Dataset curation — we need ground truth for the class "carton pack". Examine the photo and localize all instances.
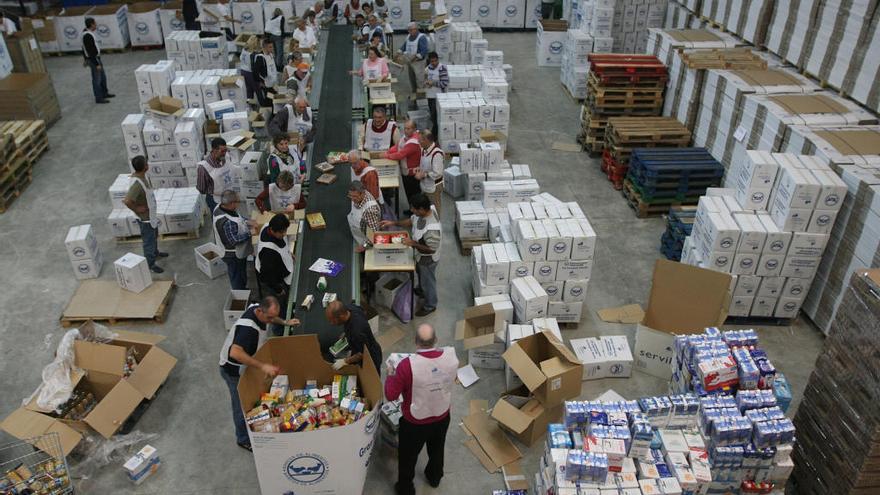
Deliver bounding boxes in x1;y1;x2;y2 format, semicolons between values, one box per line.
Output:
455;303;508;369
224;289;252;329
65;224;99;261
371;231;413;266
238;335;381;495
546;301;582;323
194;243;227;279
501;331;583;406
569;335;633;380
145;96;185;131
375;273;407;309
510;276;549;323
114;253;154;294
71;251;104;280
1;324;177;455
492;388;564;446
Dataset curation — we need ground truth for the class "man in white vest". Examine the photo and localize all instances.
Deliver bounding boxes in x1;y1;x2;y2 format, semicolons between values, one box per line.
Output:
196;137;232;213
219;296;298;451
359;106;399;153
384;324;458;495
255;214;294;335
380;193;441;316
396;22;428;93
214;190;256;290
123;156;168;273
347;180;382;251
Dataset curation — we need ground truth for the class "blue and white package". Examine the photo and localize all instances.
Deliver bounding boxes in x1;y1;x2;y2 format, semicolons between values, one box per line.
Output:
732;347;760;390
548;423;572;449
773;373;793;412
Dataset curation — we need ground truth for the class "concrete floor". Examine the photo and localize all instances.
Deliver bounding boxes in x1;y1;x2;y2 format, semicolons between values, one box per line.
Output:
0;32;826;494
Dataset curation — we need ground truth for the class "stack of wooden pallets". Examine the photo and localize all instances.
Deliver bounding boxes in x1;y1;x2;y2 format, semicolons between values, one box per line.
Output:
601;117;690;190
0;120;49;213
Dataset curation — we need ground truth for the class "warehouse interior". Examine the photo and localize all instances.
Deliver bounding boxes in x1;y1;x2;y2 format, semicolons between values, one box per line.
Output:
0;1;876;494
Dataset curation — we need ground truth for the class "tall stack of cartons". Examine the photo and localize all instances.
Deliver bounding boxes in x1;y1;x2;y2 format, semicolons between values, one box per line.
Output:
663;1;705;29
536;19;568;67
107;174;140;238
127;3;164;47
436;88;510;153
54;6;93;53
154;187;202;234
90;4;131;50
560;29;597;100
165;31;228;70
697;0;773;45
170;69;244;111
231;0;265;33
65;224;103;280
159;1;186;37
575;0;668;53
134;61;177;107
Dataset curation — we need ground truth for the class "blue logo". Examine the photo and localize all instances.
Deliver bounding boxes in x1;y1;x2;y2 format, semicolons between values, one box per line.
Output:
364;411;378;434
515;266;528;277
358;439;374;458
64;26;78;39
478;6;490;17
129;143;141;153
472;182;482;192
150;134;160;143
204;89;215;98
450;5;463;17
97;24;111;37
505;5;518;16
549;41;563;54
569;286;583;297
242;11;255;23
715;256;728;267
135;22;150;35
770;240;784;252
77;263;90;273
553;241;567;253
739;257;753;268
789;284;803;295
783;301;797;311
72;247;86;257
765;259;779;269
720;237;734;249
391;7;403;18
609;363;624;375
171;18;184;30
531;244;544;256
825;194;839;207
179;138;191;147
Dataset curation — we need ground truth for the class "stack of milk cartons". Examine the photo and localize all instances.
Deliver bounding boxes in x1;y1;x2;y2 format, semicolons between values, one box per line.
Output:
134;61;177;108
560;29;594;100
164;31;228;70
440;22;483;63
107;174;140;238
66;224;103;280
154;187;202;234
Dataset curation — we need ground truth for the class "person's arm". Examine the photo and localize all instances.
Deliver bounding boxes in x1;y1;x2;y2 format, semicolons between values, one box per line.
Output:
223;218;252;244
253;56;267;81
255;188;269;212
384;357;411;400
123;183;149;214
417;36;428;60
384;142;408;160
390;127;401;146
404;141;421;171
304;114;317;142
196;165;212;195
229;345;280;376
380;59;390;79
407;228;439;254
383;216;413;229
362;171;380;201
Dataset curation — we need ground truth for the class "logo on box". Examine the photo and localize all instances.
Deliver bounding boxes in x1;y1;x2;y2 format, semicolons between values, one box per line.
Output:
242;11;254;23
451;5;463;16
739;258;753;269
284;453;328;485
719;237;735;249
136;22;150;35
815;213;831;226
64;26;78;39
179;138;191;147
391;7;403;18
171;19;184;30
769;240;785;252
751;191;765;202
97;24;111;37
505;5;518;16
515;266;528;277
553;242;567;253
531;244;545;257
764;258;779;269
549;41;563;54
714;256;729;268
478;6;490;17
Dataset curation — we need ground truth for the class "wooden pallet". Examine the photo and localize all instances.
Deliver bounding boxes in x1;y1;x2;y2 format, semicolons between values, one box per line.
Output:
0;120;49;166
623;180;696;218
454;225;488;256
59;281;177;327
561;82;585;103
116;224;202;243
724;315;795;327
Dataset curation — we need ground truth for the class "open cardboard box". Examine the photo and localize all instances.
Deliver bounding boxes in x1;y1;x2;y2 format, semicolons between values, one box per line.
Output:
491;385;564;447
455;303;508;369
370;230;412;266
238;335;382;494
633;260;731;379
145;96;185;129
1;324;177;455
501;331;582;406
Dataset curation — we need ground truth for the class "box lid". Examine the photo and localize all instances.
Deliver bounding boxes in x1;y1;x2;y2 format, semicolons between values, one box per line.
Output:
491;396;542;435
0;408;83;456
814;129;880;157
127;346;177;399
767;94;849;115
642;260;730;334
85;379;145;438
454;304;499;350
74;340;127;377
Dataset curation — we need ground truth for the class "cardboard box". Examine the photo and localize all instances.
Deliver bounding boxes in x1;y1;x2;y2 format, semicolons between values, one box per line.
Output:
492;390;564;446
375;273;406;309
71;252;104;280
145;96;185;130
501;331;582;406
371;232;414;266
2;325;177;455
238;335;380;494
455;303;508;369
510;276;549;323
633;261;731;379
194;243;227;279
65;224;99;261
224;289;252;329
114;253;154;294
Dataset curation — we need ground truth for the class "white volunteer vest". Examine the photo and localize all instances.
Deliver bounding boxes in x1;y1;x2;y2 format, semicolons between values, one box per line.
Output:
368;25;383;43
411;205;441;262
255;225;294;285
409;347;459;420
362;60;383;81
269;183;302;210
364;119;396;151
399;134;420;174
294;28;316;48
289;71;310;98
131;176;159;228
405;33;426;56
265;15;283;36
351;165;384;204
82;30;100;58
419;145;444;193
425;63;444;98
347;197;378;245
270;151;299;178
213;207;250;259
218;306;269;373
199;159;235;202
285;104;313;137
258;53;278;87
332;0;347;24
240;49;252;72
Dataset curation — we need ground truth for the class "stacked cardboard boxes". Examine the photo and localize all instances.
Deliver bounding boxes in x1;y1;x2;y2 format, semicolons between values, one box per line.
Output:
231;1;266;33
0;73;61;125
65;224;103;280
164;31;228;71
159;2;187;37
20;16;60;54
154;187;203;234
575;0;668;53
90;4;131;50
560;29;605;100
536;19;568;67
2;31;47;74
697;0;773;45
436;88;509;153
127;2;165;47
54;6;93;53
663;1;705;29
645;27;743;69
134;61;177;106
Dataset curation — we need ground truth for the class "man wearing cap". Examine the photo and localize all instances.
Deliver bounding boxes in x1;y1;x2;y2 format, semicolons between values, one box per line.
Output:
286;61;312;99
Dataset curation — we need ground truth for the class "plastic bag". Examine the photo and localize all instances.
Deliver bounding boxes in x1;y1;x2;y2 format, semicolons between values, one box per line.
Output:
71;430;158;482
391;279;412;323
23;322;117;412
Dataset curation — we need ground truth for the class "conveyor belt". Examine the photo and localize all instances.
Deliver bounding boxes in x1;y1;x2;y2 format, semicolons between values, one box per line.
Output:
288;25;357;354
309;29;330;112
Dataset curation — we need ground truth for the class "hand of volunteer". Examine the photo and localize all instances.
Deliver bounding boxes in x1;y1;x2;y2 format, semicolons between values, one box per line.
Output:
386;364;396;376
414;170;426;180
246;219;258;228
285;204;296;213
261;363;281;377
424;80;433;87
402;238;417;247
285;318;300;327
332;359;347;370
355;245;367;253
379;220;396;229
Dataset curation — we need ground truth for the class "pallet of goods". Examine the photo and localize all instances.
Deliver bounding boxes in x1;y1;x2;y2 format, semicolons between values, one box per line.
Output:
623;147;720;219
0;73;61;125
0;120;49;166
602;117;691;190
660;205;697;261
697;0;774;45
578;54;667;154
792;269;880;494
645;27;744;68
2;31;47;74
0;135;31;214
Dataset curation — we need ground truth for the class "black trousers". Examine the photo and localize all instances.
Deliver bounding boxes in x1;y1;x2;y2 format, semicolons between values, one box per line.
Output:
402;174;421;209
396;415;450;495
427;97;438;136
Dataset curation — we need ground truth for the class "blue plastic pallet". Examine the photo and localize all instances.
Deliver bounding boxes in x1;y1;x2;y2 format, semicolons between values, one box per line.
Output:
629;147;724;179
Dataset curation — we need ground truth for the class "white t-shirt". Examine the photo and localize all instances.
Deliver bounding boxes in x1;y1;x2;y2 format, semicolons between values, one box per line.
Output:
293;28;317;49
0;17;16;34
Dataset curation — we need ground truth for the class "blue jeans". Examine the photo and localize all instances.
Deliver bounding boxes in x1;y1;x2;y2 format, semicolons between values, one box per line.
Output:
219;367;249;445
416;258;438;311
205;193;217;214
224;255;248;290
138;220;159;268
87;59;109;102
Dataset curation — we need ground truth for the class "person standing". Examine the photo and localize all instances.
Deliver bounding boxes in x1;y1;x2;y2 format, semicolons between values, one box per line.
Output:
256;170;304;213
380;193;441;316
239;36;258;100
347;180;382;250
325;300;382;372
213;190;255;290
266;134;303;186
384;120;421;208
252;37;278;107
365;14;385;45
82;18;114;104
349;149;382;205
255;215;295;335
264;8;286;71
396;23;428;93
384;324;458;494
268;96;316;145
181;0;200;30
122;156;168;274
417;131;444;214
196;137;232;213
218;296;298;451
423;52;448;135
359;106;399;153
0;12;18;33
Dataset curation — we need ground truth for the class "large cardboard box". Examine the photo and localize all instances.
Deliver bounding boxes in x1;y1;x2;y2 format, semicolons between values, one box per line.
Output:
492;388;564;446
238;335;381;495
194;243;227;279
633;260;731;379
114;253;154;293
1;325;177;455
128;3;164;47
91;4;131;50
501;331;582;406
455;303;508;369
55;6;94;52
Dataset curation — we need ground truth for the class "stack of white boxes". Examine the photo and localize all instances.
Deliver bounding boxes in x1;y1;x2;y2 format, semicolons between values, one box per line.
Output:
681;152;847;319
174;118;207;187
577;0;667;53
171;69;245;111
663;1;705;29
456;200;491;241
164;31;228;70
231;0;265;33
134;61;177;107
560;29;600;100
90;4;131;50
536;19;568;67
436;87;510;153
66;225;103;280
695;0;773;45
107;174;140;238
154;187;203;234
114;253;153;293
437;22;484;63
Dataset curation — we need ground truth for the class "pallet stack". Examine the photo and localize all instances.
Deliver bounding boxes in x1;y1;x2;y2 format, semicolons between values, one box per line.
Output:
0;120;48;213
660;205;696;260
577;54;667;154
601;116;690;189
0;120;49;166
623;147;723;218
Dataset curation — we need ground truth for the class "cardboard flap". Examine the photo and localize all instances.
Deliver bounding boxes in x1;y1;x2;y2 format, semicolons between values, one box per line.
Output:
502;462;531;491
454;320;465;340
544;333;580;364
111;329;167;346
502;344;546;392
491;398;531;434
126;347;177;399
732;69;802;87
814;130;880;156
540;356;573;377
74;341;126;376
357;344;383;407
0;408;82;457
461;410;522;469
85;380;145;439
643;260;731;334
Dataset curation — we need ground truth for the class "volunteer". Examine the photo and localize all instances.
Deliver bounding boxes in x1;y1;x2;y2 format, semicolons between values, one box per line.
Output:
359;106;399;152
252;37;278;107
350;47;390;83
327;0;346;25
82;17;114;104
239;36;259;100
256;170;305;213
347;180;381;249
384;119;422;207
417;131;444;213
396;22;428;93
200;0;234;40
255;214;296;335
307;2;328;29
181;0;200;30
346;0;365;23
122;156;168;274
384;324;457;494
266;134;303;186
268;96;316;145
196;137;232;213
0;12;17;33
380;193;441;316
292;17;317;50
325;300;382;371
264;8;286;70
281;51;303;84
213;190;256;290
365;14;385;45
370;31;389;58
305;10;320;34
286;62;312;99
351;14;367;42
219;296;298;451
349;149;382;205
423;52;448;135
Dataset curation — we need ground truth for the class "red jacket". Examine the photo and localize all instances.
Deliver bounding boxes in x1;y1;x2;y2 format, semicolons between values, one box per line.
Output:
384;349;449;425
385;132;421;172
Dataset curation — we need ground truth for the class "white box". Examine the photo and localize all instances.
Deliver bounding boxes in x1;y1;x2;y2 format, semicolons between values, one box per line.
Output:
547;301;583;323
70;251;104;280
376;273;407;309
756;253;785;277
557;260;592;281
758;277;786;298
114;253;154;293
223;289;252;329
728;295;754;317
195;243;227;279
751;296;778;317
108;208;136;237
563;279;589;302
65;224;99;261
510;276;549;323
222;111;250;133
532;260;558;283
541;280;563;302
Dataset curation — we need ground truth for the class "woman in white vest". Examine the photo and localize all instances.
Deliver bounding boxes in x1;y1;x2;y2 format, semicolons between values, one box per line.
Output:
255;215;295;327
417;131;444;214
213;190;254;290
347;181;381;249
345;0;364;23
282;51;303;84
239;36;259;100
268;135;303;184
264;8;286;71
268;171;303;212
329;0;347;25
350;46;389;84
